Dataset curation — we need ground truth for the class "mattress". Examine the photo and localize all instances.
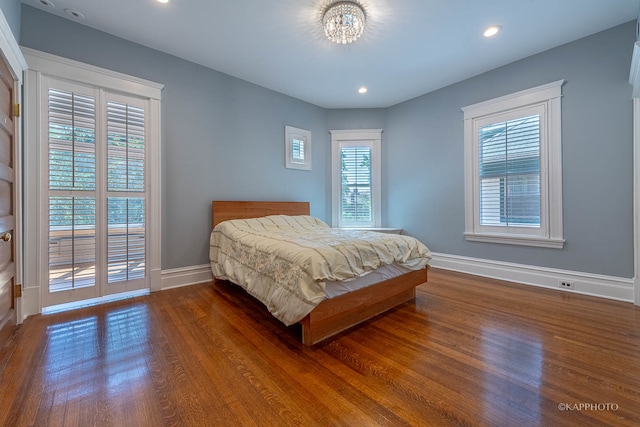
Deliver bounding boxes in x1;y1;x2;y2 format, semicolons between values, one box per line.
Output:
210;215;431;325
324;263;412;299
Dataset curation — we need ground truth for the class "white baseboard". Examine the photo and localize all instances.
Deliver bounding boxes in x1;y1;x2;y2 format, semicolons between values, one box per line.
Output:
160;264;212;290
19;286;41;323
17;265;212;322
430;252;635;303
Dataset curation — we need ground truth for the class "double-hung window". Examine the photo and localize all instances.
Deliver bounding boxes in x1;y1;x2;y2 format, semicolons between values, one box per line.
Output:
462;80;564;248
330;129;382;228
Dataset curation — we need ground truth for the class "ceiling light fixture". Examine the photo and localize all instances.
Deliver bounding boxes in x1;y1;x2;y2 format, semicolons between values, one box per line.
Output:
358;87;368;94
483;25;502;38
64;8;84;19
157;0;169;3
323;2;366;44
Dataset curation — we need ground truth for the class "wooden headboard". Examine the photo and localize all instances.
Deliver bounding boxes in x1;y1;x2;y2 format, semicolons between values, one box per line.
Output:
211;201;310;228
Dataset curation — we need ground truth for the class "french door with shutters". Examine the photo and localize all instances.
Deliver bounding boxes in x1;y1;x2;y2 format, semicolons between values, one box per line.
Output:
42;76;149;307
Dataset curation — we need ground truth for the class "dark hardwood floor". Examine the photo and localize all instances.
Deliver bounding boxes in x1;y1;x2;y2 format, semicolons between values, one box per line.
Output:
1;268;639;426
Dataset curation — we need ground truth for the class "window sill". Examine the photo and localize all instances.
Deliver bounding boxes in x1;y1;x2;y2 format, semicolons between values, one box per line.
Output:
464;232;564;248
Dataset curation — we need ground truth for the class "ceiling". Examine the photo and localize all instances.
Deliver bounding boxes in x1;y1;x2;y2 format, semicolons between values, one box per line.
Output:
22;0;640;109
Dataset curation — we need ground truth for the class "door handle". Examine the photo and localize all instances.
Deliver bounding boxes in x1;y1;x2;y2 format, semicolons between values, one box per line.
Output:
1;232;11;242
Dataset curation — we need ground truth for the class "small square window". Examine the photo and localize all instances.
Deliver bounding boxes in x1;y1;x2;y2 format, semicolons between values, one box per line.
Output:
285;126;311;171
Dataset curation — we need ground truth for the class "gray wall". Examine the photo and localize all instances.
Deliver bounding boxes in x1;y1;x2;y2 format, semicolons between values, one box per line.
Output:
386;21;635;278
20;5;329;269
0;0;20;40
326;108;386;130
19;4;636;279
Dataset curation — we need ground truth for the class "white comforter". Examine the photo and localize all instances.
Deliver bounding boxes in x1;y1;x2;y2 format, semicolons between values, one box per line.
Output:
209;215;431;325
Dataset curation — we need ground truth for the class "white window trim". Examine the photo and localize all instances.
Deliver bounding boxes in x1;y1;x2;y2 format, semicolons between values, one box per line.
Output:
285;125;311;171
462;80;565;248
22;47;163;316
330;129;382;228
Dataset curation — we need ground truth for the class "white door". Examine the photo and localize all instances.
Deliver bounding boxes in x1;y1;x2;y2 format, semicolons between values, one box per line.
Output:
0;51;17;346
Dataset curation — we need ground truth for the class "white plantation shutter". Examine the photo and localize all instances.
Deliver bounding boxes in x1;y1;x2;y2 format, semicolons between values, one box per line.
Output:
107;102;145;191
479;114;541;227
292;138;305;163
106;101;146;284
107;197;145;283
49;89;96;191
340;145;372;223
48;196;96;291
48;87;97;291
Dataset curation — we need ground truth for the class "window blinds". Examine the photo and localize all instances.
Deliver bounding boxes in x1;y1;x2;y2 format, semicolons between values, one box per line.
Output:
106;101;146;284
107;197;145;283
48;89;96;191
107;102;145;191
48;88;97;291
292;138;305;162
340;146;372;223
479;114;541;227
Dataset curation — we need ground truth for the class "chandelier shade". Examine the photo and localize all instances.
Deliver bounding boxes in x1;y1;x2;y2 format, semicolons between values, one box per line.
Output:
323;2;365;44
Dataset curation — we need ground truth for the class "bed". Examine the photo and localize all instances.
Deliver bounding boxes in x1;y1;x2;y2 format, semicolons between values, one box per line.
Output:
209;201;431;345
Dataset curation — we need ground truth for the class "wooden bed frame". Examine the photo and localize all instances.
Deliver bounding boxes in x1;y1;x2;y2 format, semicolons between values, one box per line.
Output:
211;200;428;345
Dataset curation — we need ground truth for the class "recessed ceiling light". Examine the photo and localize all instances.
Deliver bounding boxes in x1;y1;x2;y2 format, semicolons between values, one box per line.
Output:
36;0;54;7
64;8;84;19
358;87;368;94
157;0;169;3
483;25;502;38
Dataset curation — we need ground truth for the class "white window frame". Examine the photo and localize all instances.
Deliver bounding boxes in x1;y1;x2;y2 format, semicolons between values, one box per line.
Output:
462;80;565;248
330;129;382;228
23;47;163;314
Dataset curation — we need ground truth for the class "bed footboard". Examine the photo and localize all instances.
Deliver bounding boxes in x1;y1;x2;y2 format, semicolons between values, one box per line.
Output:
299;268;428;345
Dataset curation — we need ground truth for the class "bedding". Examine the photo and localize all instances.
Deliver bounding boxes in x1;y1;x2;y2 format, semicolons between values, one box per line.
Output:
209;214;431;325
